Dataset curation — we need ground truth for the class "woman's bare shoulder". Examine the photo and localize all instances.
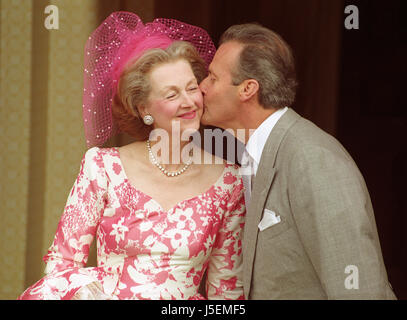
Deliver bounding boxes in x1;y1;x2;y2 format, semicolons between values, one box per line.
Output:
193;149;225;180
197;148;226;166
118;141;145;157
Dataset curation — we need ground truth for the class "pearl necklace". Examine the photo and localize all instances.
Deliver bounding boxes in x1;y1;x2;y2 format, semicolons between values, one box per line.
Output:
146;140;192;177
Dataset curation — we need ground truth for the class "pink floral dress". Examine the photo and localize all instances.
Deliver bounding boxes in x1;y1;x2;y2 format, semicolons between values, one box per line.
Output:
19;147;245;300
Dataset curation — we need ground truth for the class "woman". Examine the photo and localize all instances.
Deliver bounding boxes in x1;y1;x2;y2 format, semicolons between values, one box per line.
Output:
19;12;245;300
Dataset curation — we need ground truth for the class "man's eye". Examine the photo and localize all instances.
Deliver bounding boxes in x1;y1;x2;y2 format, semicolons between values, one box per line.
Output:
166;94;176;99
188;87;198;91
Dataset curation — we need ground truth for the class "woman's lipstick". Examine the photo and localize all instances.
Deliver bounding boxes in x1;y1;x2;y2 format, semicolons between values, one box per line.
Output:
178;111;196;119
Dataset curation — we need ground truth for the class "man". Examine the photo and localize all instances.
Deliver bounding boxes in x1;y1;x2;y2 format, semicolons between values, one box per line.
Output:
200;23;396;299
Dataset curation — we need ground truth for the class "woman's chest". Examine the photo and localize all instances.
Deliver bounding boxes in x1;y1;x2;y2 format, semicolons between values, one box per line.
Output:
97;185;225;259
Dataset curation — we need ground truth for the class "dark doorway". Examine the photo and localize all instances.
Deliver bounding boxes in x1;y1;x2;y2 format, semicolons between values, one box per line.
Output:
338;0;407;298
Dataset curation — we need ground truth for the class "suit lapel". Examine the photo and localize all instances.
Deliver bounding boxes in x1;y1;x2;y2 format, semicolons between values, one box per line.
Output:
243;108;301;298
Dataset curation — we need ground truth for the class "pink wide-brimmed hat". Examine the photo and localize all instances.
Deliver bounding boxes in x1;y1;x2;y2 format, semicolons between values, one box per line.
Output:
82;11;215;147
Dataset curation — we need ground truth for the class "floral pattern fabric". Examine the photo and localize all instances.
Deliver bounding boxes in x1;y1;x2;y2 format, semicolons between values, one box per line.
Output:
19;147;245;300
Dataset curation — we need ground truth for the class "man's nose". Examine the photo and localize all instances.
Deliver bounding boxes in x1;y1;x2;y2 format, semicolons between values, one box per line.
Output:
199;78;207;95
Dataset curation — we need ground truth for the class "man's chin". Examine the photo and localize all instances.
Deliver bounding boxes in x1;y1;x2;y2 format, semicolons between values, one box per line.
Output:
200;113;210;126
201;110;221;128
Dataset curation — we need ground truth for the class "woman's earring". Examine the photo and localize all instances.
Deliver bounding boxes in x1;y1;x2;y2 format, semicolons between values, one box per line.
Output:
143;114;154;126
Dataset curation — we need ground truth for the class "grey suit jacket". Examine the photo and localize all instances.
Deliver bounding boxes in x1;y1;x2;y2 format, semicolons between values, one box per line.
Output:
242;108;396;299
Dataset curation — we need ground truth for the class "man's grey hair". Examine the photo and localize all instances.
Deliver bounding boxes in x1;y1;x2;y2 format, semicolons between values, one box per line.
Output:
219;23;298;109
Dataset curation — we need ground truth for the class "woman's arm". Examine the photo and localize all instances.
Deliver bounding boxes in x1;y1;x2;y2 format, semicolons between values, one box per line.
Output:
206;177;246;300
43;147;107;274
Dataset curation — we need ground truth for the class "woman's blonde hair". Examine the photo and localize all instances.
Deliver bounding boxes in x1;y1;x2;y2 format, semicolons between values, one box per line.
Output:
112;41;207;140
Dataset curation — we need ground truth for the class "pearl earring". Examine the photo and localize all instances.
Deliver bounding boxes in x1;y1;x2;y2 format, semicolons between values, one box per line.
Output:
143;114;154;125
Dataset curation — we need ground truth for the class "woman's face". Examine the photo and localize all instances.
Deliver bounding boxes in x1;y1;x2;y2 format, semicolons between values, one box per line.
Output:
143;59;203;137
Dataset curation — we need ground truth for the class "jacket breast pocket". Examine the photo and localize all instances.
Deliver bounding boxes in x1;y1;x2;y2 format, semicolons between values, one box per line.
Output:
258;218;291;241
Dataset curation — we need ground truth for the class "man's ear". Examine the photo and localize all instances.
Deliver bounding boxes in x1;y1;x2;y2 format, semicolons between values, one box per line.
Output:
239;79;259;102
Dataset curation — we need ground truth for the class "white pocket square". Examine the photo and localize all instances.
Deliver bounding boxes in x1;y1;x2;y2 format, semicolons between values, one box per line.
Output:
258;209;281;231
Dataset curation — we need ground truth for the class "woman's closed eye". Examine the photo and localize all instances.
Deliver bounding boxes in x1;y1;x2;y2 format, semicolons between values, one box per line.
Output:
166;92;177;99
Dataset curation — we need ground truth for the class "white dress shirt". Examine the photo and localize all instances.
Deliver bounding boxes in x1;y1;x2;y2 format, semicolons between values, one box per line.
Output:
240;107;288;206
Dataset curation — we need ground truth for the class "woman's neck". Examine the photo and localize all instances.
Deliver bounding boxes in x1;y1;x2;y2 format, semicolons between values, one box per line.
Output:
147;136;194;172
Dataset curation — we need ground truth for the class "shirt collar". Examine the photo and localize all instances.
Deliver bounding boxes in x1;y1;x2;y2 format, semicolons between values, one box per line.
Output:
245;107;288;165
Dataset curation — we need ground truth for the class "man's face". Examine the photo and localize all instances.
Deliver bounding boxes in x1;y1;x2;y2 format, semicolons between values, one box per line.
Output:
199;41;243;129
